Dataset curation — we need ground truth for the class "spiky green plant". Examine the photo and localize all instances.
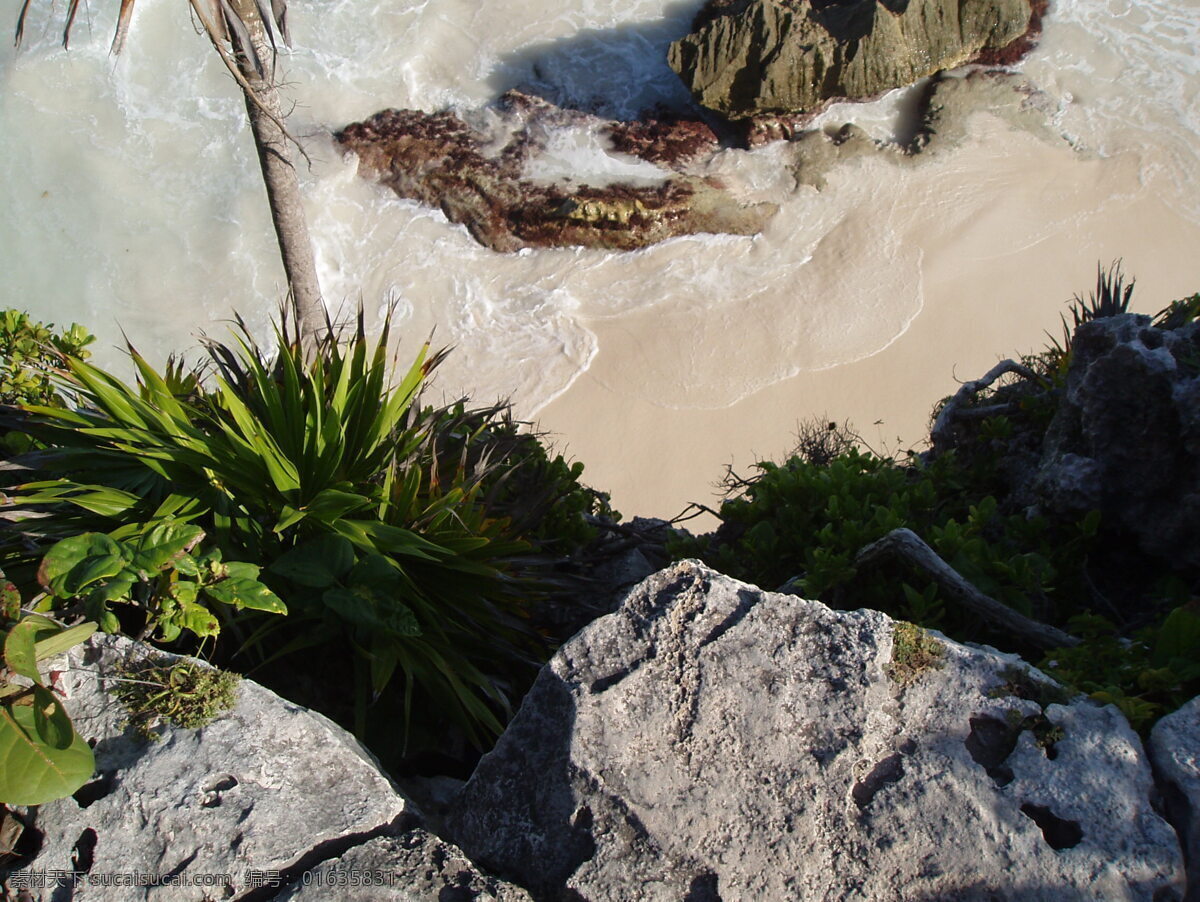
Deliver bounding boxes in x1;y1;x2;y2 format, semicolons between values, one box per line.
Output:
2;312;541;748
1041;261;1135;374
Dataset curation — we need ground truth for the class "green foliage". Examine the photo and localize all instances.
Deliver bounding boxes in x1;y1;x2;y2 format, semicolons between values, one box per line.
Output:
0;310;94;409
1;312;568;752
474;420;619;554
672;448;1096;636
0;310;96;457
36;524;284;643
0;576;97;805
1041;602;1200;733
110;655;240;741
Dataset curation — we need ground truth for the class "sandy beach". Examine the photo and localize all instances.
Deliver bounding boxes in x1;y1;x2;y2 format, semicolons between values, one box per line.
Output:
531;121;1200;524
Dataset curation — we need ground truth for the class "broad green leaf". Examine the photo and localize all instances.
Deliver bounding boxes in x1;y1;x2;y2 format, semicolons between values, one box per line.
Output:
268;536;355;588
223;562;262;581
38;533;127;597
170;580;199;606
204;579;286;614
347;553;405;592
174;553;201;577
130;521;204;574
91;571;137;605
176;600;220;637
0;701;94;805
303;489;372;522
273;505;305;533
1155;604;1200;664
4;620;45;684
32;685;74;750
322;586;420;637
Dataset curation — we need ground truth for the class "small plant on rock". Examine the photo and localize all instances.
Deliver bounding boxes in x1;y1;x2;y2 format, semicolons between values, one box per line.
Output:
110;655;240;741
885;622;945;687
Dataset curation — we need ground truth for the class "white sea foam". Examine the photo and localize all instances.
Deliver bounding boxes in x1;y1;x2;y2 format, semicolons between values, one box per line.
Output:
2;0;1198;417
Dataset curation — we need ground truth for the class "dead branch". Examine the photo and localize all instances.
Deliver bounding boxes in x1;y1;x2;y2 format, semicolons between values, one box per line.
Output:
855;527;1080;650
930;359;1040;447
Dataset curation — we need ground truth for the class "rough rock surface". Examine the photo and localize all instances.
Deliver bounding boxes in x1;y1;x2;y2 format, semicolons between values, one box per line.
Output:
669;0;1035;120
1;635;522;901
448;561;1184;901
1149;697;1200;901
1034;314;1200;569
334;92;774;252
270;831;532;902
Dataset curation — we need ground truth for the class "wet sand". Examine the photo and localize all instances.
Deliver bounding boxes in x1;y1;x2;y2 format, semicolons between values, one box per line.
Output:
531;124;1200;524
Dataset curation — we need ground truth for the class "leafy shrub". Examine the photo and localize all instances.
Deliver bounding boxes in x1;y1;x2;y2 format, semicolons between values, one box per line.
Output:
0;310;95;456
673;447;1100;641
0;310;94;409
37;524;284;642
0;312;580;754
1041;602;1200;733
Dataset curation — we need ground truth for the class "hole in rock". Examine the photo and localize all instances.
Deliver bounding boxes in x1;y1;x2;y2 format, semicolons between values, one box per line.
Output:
73;772;117;809
1020;803;1083;850
71;828;97;875
684;871;722;902
965;715;1018;787
852;753;905;810
203;774;239;793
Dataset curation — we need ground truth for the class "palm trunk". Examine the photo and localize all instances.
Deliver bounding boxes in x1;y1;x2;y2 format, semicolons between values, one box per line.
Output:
225;0;325;355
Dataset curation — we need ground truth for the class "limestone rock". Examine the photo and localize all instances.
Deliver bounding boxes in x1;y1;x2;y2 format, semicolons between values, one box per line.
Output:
1035;315;1200;569
335;92;774;252
270;830;532;902
448;561;1184;900
5;634;410;901
669;0;1035;120
1149;697;1200;902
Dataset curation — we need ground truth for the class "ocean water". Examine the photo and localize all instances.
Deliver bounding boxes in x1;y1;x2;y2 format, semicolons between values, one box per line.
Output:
2;0;1198;418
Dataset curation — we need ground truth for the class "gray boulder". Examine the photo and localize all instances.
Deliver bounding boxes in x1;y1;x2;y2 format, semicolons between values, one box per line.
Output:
1150;697;1200;902
1035;315;1200;569
448;561;1184;900
2;635;527;902
270;831;531;902
668;0;1034;120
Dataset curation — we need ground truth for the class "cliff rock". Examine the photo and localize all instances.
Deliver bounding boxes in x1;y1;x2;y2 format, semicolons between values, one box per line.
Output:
1035;314;1200;569
448;561;1183;900
669;0;1036;120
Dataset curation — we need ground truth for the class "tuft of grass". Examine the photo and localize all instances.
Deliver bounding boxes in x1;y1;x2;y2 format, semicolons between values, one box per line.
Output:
885;621;945;687
110;656;240;741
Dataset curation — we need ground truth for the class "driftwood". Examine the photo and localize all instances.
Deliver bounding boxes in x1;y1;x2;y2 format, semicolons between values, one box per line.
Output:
930;359;1040;446
855;527;1080;650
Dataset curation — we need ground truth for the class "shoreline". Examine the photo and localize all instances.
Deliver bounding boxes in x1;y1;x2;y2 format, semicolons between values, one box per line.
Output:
529;139;1200;525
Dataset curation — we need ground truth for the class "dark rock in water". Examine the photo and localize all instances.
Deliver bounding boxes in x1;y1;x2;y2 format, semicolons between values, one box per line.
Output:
447;561;1183;900
334;92;774;252
603;115;721;168
669;0;1036;121
1035;315;1200;570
